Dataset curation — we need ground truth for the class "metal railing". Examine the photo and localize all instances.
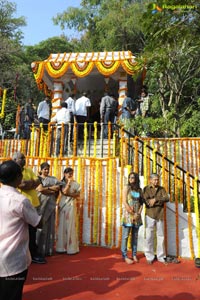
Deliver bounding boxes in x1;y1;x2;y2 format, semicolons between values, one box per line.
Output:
0;121;199;211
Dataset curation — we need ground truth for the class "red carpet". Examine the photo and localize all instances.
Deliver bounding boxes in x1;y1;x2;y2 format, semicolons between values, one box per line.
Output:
23;246;200;300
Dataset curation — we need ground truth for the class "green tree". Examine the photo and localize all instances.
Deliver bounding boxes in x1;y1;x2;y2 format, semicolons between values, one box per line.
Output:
53;0;145;53
0;0;26;88
140;0;200;136
0;0;27;130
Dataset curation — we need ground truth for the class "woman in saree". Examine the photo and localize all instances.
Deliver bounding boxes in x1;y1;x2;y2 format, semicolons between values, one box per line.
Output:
36;162;61;256
56;167;81;254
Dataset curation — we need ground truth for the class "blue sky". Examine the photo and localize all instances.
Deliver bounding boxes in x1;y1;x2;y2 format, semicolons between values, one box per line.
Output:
14;0;81;45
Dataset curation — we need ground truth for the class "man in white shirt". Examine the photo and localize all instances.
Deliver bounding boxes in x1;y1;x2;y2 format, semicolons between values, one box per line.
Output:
65;93;76;123
65;93;76;142
75;92;91;140
0;160;41;300
37;96;51;130
52;102;71;156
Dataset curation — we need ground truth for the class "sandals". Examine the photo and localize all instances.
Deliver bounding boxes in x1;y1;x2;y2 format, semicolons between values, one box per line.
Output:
125;257;134;264
133;256;139;263
165;256;180;264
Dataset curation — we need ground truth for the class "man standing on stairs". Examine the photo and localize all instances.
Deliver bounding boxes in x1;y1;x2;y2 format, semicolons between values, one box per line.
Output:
75;92;91;140
51;102;71;156
37;96;51;131
100;92;118;138
143;173;169;265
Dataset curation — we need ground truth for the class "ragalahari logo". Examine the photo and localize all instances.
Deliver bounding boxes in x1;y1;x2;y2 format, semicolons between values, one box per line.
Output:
150;3;197;14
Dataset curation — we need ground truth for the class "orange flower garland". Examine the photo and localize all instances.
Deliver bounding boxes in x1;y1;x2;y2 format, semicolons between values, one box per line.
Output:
73;122;77;156
90;159;95;244
87;159;92;218
134;138;139;173
93;122;97;158
108;122;111;157
174;163;179;257
107;159;113;246
152;148;157;173
194;176;200;257
98;161;103;245
83;122;88;157
186;172;195;259
112;159;117;247
94;160;99;243
79;158;85;244
105;158;109;246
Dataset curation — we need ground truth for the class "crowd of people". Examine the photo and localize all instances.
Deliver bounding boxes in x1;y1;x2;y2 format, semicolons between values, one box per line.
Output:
0;148;179;300
17;87;150;142
0;152;80;300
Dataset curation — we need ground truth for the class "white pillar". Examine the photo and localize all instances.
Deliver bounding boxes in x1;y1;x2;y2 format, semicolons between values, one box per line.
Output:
51;81;64;119
118;72;127;117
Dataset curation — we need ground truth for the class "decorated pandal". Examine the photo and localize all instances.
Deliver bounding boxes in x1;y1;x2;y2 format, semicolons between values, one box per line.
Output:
31;51;144;119
1;51;200;259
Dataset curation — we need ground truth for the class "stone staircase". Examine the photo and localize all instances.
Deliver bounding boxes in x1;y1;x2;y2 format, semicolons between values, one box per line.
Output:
74;139;115;158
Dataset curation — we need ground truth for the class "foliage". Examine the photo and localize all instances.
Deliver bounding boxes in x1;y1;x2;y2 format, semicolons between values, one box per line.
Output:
0;0;25;88
139;0;200;136
22;37;77;106
180;98;200;137
119;115;175;138
53;0;145;53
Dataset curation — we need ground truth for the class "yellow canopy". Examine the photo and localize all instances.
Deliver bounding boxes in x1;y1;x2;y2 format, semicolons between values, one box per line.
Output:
31;51;139;93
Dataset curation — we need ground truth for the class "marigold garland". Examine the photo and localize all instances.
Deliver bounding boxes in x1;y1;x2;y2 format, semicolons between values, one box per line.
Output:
73;122;77;156
83;122;87;157
152;148;157;173
198;140;200;177
93;122;97;158
105;159;109;246
118;149;124;248
189;140;194;175
60;124;65;157
194;141;198;176
108;122;111;157
79;158;85;244
143;142;148;238
174;163;179;257
39;124;44;158
112;159;117;247
194;176;200;257
45;61;70;78
113;131;116;157
143;142;148;186
71;61;95;78
94;160;99;243
11;140;15;157
186;172;195;259
124;138;128;166
96;60;120;76
134;138;139;173
30;124;35;157
107;159;113;246
90;159;95;244
88;159;92;218
162;155;168;254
